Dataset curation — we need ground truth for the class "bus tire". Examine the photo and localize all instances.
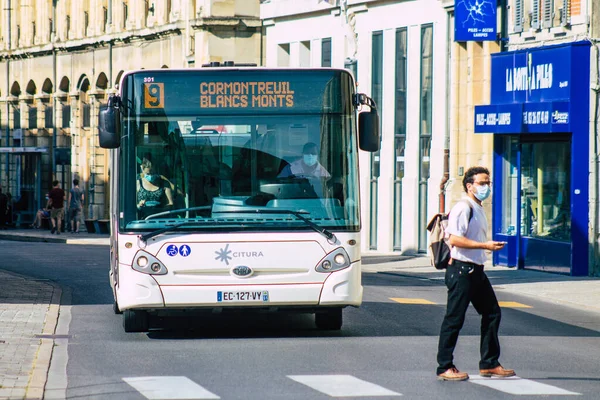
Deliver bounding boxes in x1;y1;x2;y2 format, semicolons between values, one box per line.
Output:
123;310;149;332
315;308;343;330
113;301;122;315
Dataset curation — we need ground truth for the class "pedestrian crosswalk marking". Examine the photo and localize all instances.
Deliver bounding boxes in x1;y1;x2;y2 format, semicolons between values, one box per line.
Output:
470;375;580;395
123;376;220;399
390;298;436;305
287;375;402;397
498;301;532;308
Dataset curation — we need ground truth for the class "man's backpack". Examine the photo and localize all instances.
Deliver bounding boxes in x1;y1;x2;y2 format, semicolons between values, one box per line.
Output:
426;201;473;270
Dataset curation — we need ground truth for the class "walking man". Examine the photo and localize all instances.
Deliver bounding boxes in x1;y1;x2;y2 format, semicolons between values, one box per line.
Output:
47;180;65;235
436;166;515;381
68;179;84;233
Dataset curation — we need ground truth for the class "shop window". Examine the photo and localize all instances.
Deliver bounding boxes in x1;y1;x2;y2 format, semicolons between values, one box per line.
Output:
520;140;571;241
499;136;519;236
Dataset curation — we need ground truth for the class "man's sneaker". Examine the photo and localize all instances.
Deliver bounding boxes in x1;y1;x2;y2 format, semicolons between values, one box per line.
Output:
50;227;56;234
437;367;469;381
480;365;516;378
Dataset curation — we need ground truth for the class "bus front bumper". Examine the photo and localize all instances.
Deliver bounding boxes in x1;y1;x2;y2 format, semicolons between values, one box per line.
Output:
116;261;363;311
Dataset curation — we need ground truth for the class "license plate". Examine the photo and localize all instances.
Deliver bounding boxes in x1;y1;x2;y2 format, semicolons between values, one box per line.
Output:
217;290;269;302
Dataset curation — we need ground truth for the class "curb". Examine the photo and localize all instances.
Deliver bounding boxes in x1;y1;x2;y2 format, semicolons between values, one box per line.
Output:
0;233;66;244
25;282;62;399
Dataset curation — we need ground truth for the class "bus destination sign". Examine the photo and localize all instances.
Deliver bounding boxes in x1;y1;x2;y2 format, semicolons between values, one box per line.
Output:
200;81;295;109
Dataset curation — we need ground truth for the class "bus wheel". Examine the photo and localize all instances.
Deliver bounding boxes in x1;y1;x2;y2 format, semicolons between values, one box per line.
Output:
315;308;343;330
123;310;149;333
113;301;122;315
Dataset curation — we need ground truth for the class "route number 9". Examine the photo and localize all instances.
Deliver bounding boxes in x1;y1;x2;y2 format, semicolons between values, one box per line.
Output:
144;83;164;109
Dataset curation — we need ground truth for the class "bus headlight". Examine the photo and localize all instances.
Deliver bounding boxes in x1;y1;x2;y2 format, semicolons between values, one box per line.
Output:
133;251;168;275
316;248;351;273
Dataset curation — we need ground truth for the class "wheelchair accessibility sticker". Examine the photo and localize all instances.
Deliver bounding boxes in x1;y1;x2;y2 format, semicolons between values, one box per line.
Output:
166;245;178;257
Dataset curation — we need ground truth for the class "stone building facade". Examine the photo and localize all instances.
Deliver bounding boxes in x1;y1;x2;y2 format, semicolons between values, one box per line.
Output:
0;0;261;223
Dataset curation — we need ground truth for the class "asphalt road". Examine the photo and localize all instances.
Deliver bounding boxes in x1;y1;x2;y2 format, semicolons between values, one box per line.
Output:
1;241;600;399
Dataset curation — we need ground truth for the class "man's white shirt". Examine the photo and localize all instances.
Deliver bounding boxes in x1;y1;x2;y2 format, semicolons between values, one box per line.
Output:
445;197;488;265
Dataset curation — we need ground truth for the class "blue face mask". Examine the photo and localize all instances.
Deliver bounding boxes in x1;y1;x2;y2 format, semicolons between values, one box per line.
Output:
145;174;160;185
473;184;491;201
303;154;318;167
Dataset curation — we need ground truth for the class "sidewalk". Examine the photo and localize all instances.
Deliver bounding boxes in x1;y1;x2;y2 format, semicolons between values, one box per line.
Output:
0;228;109;246
1;231;599;399
362;255;600;315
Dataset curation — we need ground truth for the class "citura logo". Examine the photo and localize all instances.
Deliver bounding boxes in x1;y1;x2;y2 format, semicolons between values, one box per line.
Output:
144;83;164;108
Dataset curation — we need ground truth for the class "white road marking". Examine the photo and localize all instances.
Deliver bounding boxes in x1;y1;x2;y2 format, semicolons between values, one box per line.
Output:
123;376;220;399
288;375;401;397
470;375;581;395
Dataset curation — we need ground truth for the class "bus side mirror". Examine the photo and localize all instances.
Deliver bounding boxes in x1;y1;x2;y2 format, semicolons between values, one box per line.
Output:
99;97;121;149
358;108;380;152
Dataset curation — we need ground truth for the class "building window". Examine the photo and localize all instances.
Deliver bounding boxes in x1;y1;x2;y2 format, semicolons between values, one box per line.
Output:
66;16;70;39
321;38;332;67
45;107;54;128
418;24;433;252
29;107;38;129
103;7;108;32
62;106;71;128
32;22;36;44
123;2;129;29
370;30;383;250
84;11;89;34
299;41;311;67
514;0;524;32
277;43;290;67
393;27;407;251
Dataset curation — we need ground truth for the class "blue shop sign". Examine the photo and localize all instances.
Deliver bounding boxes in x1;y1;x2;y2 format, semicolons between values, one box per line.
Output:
490;43;589;104
454;0;497;41
474;101;571;133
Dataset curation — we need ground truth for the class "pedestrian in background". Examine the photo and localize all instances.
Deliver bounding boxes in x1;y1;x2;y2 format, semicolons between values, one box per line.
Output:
436;166;514;381
68;179;84;233
47;180;65;235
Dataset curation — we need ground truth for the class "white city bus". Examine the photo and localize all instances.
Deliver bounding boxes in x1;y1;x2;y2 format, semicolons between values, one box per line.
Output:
99;64;379;332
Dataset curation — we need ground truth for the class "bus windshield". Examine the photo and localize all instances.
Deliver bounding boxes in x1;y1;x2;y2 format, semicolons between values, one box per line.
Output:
118;69;360;233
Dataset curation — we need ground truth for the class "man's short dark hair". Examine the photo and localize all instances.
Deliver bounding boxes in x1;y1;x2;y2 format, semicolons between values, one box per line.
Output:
462;166;490;193
73;179;79;186
302;142;318;154
52;180;59;187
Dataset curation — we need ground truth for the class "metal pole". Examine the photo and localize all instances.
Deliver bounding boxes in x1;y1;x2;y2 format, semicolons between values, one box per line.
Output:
108;0;112;88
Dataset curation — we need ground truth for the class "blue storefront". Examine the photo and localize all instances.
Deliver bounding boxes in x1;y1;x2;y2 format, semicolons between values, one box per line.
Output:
474;42;590;276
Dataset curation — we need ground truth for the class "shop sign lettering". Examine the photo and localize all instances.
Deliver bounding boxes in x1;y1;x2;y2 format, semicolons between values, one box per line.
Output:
523;110;549;125
476;112;511;126
505;54;555;93
551;110;569;124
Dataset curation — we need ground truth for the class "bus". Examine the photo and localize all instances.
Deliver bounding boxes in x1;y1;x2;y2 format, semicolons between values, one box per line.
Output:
99;63;379;333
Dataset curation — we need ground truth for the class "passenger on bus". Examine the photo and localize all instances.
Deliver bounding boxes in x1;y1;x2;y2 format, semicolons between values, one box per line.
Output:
137;159;174;218
278;142;330;179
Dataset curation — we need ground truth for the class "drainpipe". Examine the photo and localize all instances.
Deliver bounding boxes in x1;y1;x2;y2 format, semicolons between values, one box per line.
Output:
52;0;57;177
108;0;112;88
4;0;12;182
439;8;452;213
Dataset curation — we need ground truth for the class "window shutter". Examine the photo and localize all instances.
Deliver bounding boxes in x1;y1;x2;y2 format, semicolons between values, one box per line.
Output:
560;0;571;26
532;0;540;29
542;0;554;28
514;0;524;32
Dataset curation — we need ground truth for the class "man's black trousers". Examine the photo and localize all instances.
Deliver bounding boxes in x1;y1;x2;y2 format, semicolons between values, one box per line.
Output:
436;260;502;375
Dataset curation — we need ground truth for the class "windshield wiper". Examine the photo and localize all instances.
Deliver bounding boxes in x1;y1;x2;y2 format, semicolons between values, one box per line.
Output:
215;209;337;242
140;221;205;243
144;206;212;220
